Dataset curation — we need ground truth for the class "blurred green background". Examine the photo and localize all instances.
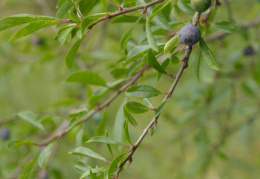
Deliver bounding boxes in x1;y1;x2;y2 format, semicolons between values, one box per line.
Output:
0;0;260;178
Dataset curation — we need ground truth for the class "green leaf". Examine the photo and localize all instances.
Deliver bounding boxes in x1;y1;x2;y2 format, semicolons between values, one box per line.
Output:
81;17;94;36
89;87;109;109
9;20;59;42
147;49;167;74
0;14;57;32
101;0;107;11
86;136;121;145
17;111;44;131
105;131;114;156
110;68;128;79
56;25;75;45
18;156;38;179
96;110;107;136
214;21;238;33
110;0;120;6
76;128;84;146
107;79;125;88
69;146;107;161
123;107;138;127
149;0;172;21
199;38;221;71
157;58;170;81
172;6;186;24
127;61;141;78
65;38;84;68
113;99;127;143
120;15;142;51
125;43;165;65
164;34;180;55
67;71;107;86
123;0;137;6
69;11;80;22
89;169;97;179
68;110;88;131
170;55;180;65
7;139;35;149
125;102;149;114
177;0;195;15
154;100;168;118
149;126;156;136
57;0;69;8
75;161;91;174
56;1;75;19
38;141;57;169
194;48;201;81
124;121;132;144
143;98;154;108
106;153;126;179
125;45;150;64
146;16;158;51
137;0;171;31
126;85;162;98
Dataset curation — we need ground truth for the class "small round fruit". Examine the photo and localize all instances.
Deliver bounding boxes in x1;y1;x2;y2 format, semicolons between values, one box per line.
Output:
243;45;255;56
0;128;10;140
31;38;44;46
180;24;201;46
191;0;211;12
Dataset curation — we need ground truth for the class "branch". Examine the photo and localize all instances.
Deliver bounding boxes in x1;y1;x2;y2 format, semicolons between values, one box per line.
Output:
87;0;165;29
38;65;149;146
205;18;260;42
114;45;192;178
38;0;166;147
114;11;201;178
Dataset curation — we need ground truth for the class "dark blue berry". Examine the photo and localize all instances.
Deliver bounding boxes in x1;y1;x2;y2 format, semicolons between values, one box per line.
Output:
243;46;254;56
180;24;201;46
31;38;44;45
0;128;10;140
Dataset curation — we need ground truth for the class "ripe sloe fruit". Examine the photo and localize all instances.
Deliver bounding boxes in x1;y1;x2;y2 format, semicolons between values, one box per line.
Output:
180;24;201;46
191;0;211;12
243;46;255;56
0;128;10;140
31;38;44;46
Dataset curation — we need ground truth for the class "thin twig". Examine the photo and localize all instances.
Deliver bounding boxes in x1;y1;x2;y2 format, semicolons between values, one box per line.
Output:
38;65;149;146
113;10;202;178
114;45;193;178
87;0;165;29
37;0;166;147
205;18;260;42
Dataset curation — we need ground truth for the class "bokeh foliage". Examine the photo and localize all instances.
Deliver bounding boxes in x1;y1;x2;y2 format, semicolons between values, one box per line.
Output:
0;0;260;178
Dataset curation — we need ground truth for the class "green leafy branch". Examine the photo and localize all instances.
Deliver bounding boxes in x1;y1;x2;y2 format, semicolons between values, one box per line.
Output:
114;11;201;178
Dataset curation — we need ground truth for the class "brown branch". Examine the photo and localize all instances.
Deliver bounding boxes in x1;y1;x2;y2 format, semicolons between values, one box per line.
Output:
113;11;202;178
114;45;193;178
87;0;165;29
205;18;260;42
59;0;165;27
38;0;166;147
38;65;149;146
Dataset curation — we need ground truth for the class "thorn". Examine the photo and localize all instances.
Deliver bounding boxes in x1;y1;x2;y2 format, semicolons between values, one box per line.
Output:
167;74;176;78
149;108;156;111
105;12;110;19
